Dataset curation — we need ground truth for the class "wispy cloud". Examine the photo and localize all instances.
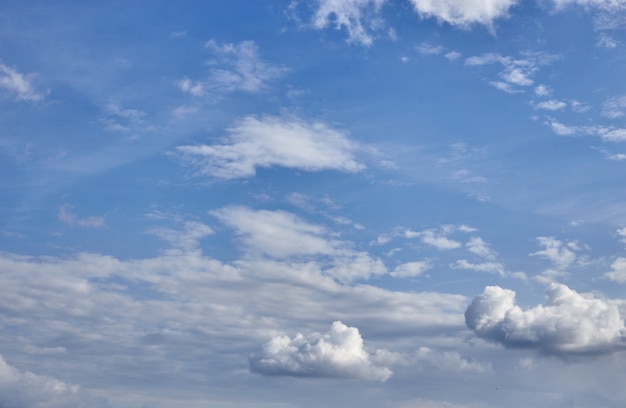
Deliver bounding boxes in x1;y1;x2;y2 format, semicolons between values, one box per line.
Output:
0;62;46;102
177;115;364;179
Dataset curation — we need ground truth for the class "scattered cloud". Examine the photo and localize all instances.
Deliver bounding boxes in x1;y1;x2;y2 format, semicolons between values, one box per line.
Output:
451;259;505;275
58;205;105;228
249;321;393;381
465;283;626;354
417;43;445;55
533;99;568;111
535;84;551;96
465;52;558;93
405;224;476;250
444;51;462;61
0;62;46;102
602;95;626;119
147;221;214;251
408;0;518;28
544;118;626;142
598;33;619;48
177;115;364;179
465;237;497;260
311;0;387;46
606;257;626;282
530;236;578;281
212;206;335;258
391;260;432;278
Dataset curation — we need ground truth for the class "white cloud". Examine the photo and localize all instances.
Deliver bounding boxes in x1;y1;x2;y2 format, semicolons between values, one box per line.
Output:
465;237;497;259
408;0;518;28
534;84;551;96
465;52;557;93
0;62;46;102
326;251;388;282
405;224;475;250
617;227;626;244
249;321;393;381
58;205;105;228
530;236;577;271
465;283;626;354
602;95;626;119
147;221;214;250
451;259;505;275
598;33;619;48
0;354;103;408
411;347;492;374
391;260;432;278
311;0;387;46
534;99;568;111
550;0;626;10
444;51;462;61
417;43;445;55
212;206;335;258
177;115;364;179
606;257;626;282
178;40;286;97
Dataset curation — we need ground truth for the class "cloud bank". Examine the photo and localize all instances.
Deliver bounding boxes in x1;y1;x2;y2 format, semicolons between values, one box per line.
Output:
465;283;626;354
249;321;393;381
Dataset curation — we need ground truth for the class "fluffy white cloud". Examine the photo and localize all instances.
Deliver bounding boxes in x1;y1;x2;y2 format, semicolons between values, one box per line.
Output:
312;0;387;46
0;354;103;408
177;115;364;179
465;237;496;259
606;257;626;282
409;0;518;27
249;321;393;381
390;260;432;278
0;63;46;102
530;236;577;270
465;283;626;354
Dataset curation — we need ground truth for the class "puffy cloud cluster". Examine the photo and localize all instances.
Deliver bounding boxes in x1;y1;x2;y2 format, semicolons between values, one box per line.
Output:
409;0;518;28
249;321;393;381
177;115;364;179
0;354;104;408
465;283;626;354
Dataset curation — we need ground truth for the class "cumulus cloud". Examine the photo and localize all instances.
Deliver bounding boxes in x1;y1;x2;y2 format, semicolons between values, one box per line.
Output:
177;115;364;179
0;62;46;102
465;237;497;259
0;354;104;408
451;259;505;275
408;0;518;27
311;0;387;46
147;221;214;250
465;283;626;354
58;205;105;228
249;321;393;381
606;257;626;282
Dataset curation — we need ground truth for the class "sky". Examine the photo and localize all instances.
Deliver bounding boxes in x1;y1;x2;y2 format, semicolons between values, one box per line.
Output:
2;0;626;407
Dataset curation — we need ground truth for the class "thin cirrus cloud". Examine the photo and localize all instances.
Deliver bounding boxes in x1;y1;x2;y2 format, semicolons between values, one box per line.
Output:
178;40;288;96
58;205;105;228
177;115;364;179
249;321;394;381
465;283;626;355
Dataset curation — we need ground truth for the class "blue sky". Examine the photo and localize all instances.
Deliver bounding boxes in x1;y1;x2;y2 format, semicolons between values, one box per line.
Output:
2;1;626;407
